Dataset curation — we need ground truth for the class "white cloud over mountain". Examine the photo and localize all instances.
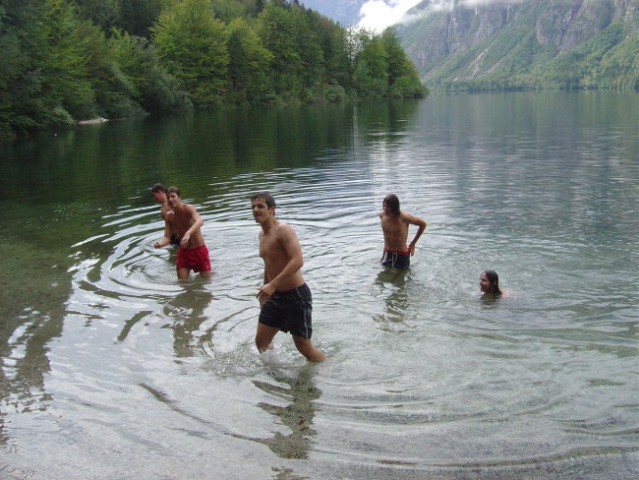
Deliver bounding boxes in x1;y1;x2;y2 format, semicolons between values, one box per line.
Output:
357;0;524;33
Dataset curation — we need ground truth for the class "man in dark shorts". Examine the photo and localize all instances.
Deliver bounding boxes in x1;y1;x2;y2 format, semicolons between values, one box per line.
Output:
379;194;427;270
251;192;325;362
154;186;211;279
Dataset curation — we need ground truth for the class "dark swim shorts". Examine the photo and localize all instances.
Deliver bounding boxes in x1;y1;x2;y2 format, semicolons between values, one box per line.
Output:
259;283;313;339
176;244;211;273
380;248;411;269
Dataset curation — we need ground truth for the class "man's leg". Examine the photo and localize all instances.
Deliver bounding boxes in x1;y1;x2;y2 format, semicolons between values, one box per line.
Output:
293;335;326;362
255;323;279;353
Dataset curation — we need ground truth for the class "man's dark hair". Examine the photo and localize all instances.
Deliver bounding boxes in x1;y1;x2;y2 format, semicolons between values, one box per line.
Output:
251;191;276;209
383;194;400;216
167;186;181;197
151;183;167;194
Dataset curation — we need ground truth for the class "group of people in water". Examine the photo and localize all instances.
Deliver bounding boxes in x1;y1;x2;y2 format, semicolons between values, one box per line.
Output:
151;184;503;362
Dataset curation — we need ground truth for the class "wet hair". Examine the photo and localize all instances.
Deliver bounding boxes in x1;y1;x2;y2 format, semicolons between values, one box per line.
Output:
483;270;502;296
251;191;276;209
167;186;181;197
151;183;167;194
383;194;400;216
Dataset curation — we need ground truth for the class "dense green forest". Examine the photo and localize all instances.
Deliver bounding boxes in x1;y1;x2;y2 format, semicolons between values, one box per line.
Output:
0;0;426;136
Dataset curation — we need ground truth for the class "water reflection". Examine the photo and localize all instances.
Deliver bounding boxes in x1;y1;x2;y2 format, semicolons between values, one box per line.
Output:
0;242;70;446
167;286;214;357
372;267;411;327
253;365;321;460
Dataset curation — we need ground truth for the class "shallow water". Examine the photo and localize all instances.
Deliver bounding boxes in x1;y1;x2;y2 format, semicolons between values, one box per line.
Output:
0;92;637;479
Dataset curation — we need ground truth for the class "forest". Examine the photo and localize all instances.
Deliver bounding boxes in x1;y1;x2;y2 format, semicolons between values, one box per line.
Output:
0;0;426;136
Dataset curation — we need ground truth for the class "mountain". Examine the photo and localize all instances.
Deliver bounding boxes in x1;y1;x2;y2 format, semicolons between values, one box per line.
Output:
396;0;639;90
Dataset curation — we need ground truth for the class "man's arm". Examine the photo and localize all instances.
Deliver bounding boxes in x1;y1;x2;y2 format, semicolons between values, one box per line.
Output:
180;205;203;248
405;213;427;253
154;220;172;248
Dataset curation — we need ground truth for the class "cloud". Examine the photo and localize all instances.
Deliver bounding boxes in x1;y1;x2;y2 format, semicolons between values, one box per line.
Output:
357;0;524;33
357;0;423;33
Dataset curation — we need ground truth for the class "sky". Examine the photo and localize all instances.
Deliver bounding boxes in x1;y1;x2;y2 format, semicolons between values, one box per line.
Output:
357;0;423;32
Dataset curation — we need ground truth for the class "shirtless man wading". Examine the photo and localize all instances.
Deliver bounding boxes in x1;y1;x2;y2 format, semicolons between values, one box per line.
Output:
251;192;325;362
154;186;211;280
378;194;427;270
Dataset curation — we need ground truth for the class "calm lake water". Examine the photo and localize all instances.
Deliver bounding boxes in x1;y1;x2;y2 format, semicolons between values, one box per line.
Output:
0;92;637;479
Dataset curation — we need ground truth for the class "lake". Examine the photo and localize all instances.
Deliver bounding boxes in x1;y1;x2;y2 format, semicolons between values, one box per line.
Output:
0;91;637;479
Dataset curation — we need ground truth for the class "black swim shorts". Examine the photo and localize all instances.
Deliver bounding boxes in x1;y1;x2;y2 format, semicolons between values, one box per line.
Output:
380;249;411;269
259;283;313;339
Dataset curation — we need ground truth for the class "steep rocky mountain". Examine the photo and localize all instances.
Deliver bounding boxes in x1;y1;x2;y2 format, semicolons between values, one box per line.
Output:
397;0;639;89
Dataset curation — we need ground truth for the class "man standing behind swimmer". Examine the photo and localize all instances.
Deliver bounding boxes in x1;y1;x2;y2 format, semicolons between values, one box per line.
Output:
150;183;180;246
154;186;211;280
379;194;427;270
251;192;326;362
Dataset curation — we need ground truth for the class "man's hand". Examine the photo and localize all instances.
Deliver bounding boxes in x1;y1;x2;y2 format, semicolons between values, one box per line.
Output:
257;283;275;307
180;232;190;248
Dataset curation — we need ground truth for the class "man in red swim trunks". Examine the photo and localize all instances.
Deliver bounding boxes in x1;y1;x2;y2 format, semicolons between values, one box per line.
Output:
378;194;427;270
154;186;211;279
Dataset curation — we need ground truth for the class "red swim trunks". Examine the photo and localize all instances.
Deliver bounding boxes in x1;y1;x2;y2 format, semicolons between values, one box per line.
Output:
176;244;211;273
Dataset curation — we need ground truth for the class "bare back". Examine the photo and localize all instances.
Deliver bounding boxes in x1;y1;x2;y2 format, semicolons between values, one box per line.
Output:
379;211;411;251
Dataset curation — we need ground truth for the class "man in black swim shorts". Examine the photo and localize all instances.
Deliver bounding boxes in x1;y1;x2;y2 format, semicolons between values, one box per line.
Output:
378;194;427;270
251;192;326;362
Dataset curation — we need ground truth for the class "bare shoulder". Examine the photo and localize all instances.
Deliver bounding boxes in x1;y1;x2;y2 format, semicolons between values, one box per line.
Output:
275;221;297;238
399;211;414;222
401;211;425;225
273;222;300;251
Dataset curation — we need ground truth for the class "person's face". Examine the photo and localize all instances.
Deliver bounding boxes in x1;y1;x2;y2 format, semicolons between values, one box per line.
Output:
252;199;273;223
167;192;181;208
479;273;491;293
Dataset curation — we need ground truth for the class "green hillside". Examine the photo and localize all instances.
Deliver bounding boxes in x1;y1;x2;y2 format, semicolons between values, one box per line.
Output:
0;0;425;136
397;0;639;91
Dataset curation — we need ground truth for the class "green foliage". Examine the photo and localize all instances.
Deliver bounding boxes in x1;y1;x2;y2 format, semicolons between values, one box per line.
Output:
75;0;163;37
351;28;425;99
226;18;273;103
534;22;639;90
211;0;248;23
256;2;302;96
75;0;122;31
153;0;229;106
0;0;426;135
110;29;192;113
